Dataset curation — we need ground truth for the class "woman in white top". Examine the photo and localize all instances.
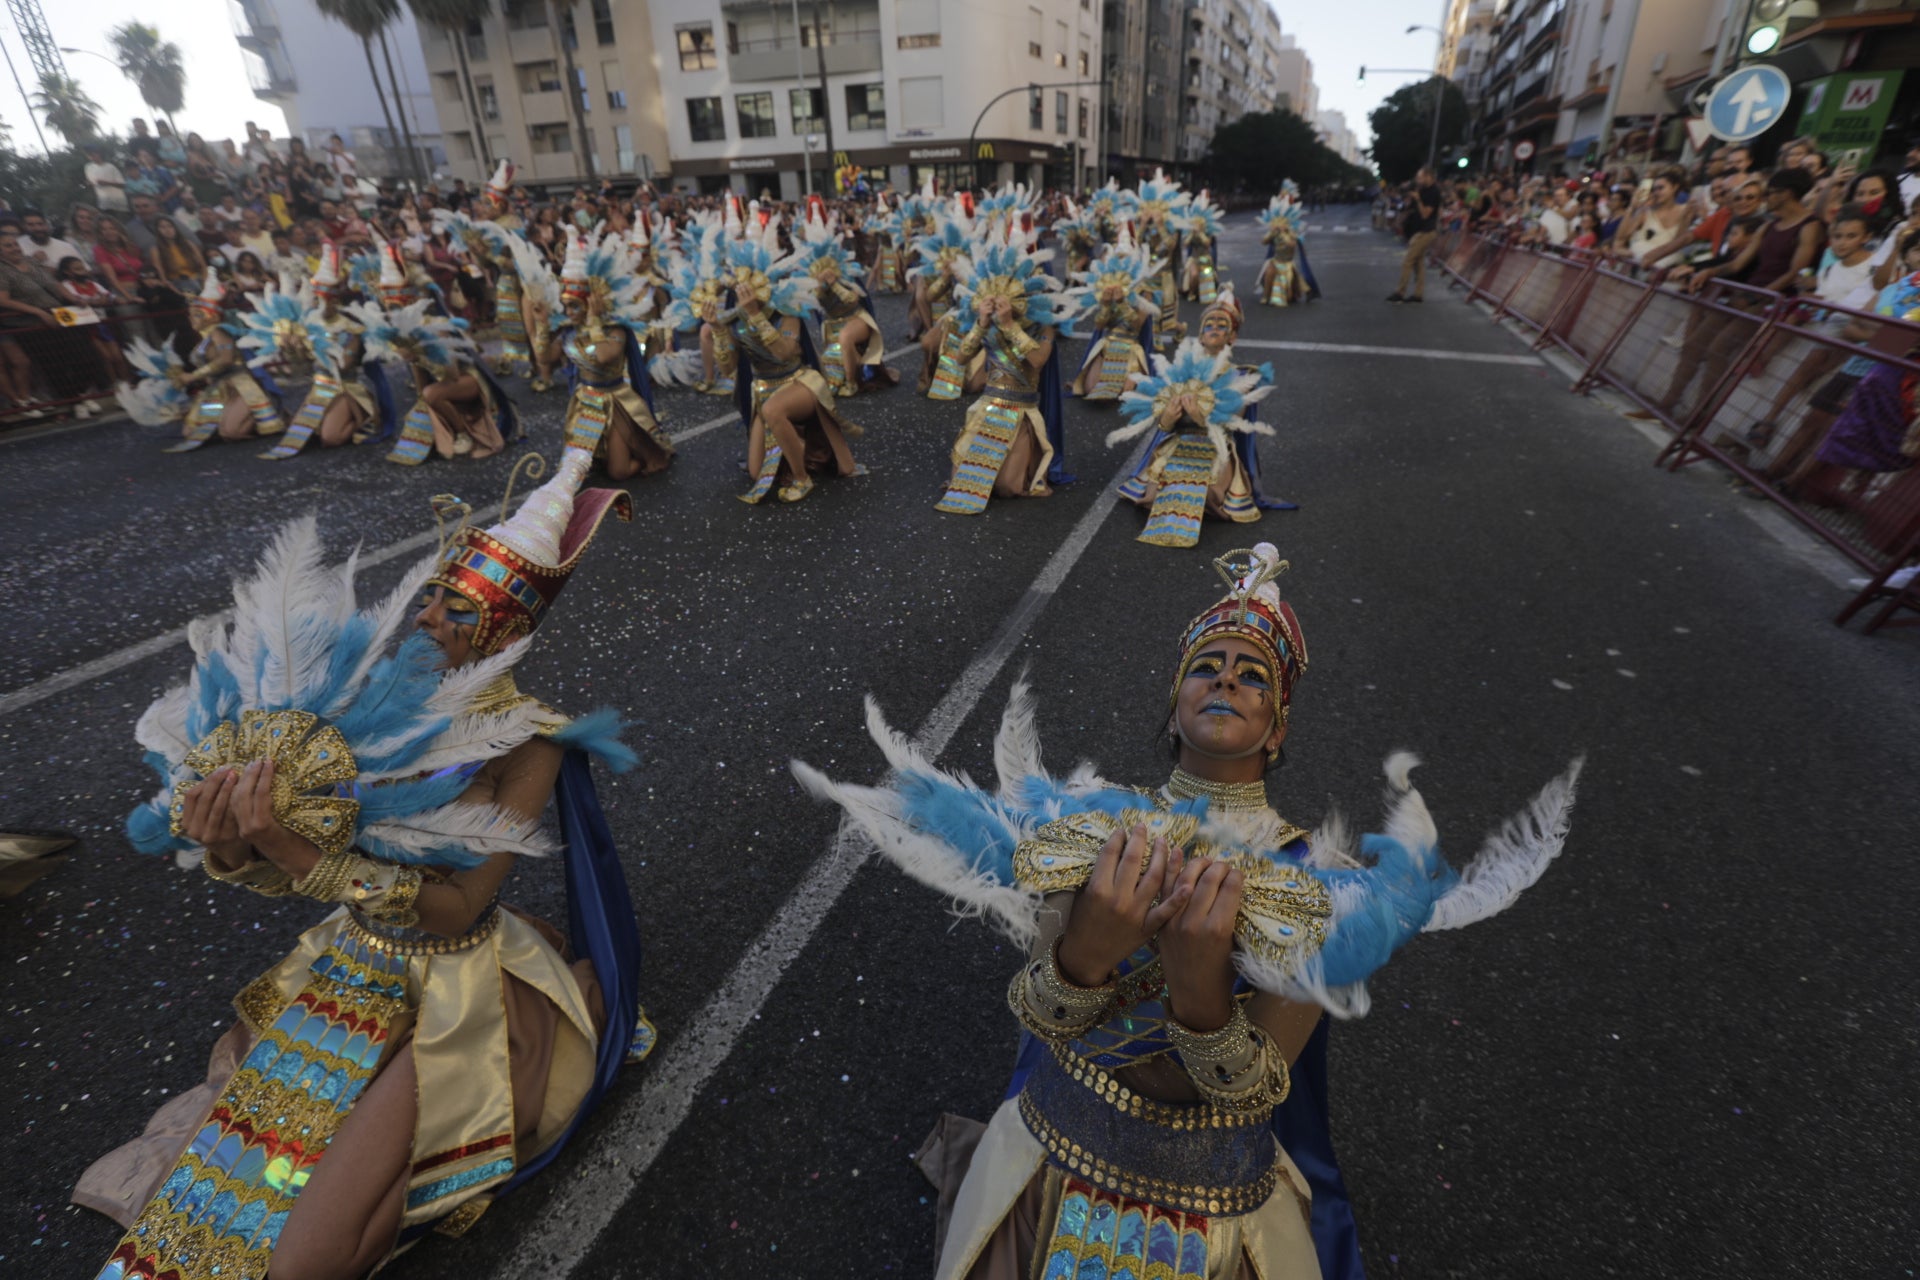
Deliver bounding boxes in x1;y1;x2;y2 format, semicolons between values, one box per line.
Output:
1612;166;1695;272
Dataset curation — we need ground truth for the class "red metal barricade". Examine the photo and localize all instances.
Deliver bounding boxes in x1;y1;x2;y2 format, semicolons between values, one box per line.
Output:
1418;234;1920;633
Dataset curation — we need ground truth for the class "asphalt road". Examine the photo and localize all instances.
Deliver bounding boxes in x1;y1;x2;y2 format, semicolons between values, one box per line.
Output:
4;207;1917;1279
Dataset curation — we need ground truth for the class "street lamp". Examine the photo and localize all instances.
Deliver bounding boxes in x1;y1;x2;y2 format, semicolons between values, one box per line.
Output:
1406;24;1447;173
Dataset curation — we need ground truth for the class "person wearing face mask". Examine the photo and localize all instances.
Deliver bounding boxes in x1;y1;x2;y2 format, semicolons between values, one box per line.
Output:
796;544;1582;1280
78;450;652;1280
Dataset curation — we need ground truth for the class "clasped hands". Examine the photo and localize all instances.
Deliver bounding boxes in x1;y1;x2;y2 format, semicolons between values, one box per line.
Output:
175;758;324;880
1056;825;1244;1032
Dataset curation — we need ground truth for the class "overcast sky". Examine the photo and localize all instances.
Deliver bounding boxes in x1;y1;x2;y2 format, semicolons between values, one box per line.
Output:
0;0;287;153
1271;0;1451;152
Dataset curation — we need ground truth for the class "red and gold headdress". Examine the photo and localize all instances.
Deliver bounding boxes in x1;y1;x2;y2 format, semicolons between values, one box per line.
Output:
1171;543;1308;719
428;448;633;656
375;240;419;308
560;226;592;306
310;242;344;300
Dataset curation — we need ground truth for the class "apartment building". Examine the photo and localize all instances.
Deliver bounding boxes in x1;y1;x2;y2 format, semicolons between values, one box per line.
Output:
1176;0;1288;165
1316;108;1363;167
416;0;670;188
1104;0;1185;178
644;0;1099;196
232;0;443;179
1466;0;1567;171
1270;37;1317;120
1438;0;1499;97
1549;0;1720;167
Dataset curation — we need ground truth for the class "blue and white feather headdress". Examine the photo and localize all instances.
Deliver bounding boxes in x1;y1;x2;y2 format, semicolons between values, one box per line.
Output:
1131;168;1190;226
908;211;975;284
1179;190;1225;242
724;222;818;319
793;208;865;284
507;231;562;316
234;286;321;370
348;298;476;370
432;207;517;262
1258;195;1304;235
952;224;1081;337
1064;222;1164;317
1109;336;1273;456
126;518;591;871
561;223;654;331
115;337;191;426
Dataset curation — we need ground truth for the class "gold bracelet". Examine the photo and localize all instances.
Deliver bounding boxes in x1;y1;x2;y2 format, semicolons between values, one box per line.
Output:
1166;1006;1290;1110
1008;939;1114;1041
293;849;356;903
360;864;423;927
202;851;295;896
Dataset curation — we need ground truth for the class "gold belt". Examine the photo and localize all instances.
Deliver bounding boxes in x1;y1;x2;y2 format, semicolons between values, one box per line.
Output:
346;903;503;956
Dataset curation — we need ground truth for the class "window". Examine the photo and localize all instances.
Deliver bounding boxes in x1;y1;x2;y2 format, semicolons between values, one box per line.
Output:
602;59;626;110
900;75;944;129
504;0;546;30
677;24;718;71
1028;6;1042;57
846;83;884;131
463;18;488;62
575;66;590;113
898;33;940;48
1055;91;1068;134
1029;88;1043;129
1078;47;1089;75
530;122;572;153
1056;21;1068;67
790;86;825;133
1078;98;1089;137
592;0;616;45
517;60;562;93
687;96;726;141
614;123;635;172
475;76;500;121
737;91;777;138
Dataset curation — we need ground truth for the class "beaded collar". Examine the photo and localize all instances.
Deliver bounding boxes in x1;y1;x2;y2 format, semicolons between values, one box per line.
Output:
1165;768;1269;812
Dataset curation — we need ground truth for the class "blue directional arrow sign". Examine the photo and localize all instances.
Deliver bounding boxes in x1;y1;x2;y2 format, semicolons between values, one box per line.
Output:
1704;65;1792;143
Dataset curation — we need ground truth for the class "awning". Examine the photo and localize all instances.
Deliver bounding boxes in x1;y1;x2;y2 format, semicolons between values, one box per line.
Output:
1567;135;1597;158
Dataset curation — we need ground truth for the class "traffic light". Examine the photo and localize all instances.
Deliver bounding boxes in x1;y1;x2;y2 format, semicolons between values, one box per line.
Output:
1456;156;1469;168
1743;0;1818;58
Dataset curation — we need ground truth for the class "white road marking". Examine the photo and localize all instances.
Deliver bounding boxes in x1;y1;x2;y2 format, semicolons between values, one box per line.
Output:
0;347;920;720
1234;338;1542;366
490;442;1146;1279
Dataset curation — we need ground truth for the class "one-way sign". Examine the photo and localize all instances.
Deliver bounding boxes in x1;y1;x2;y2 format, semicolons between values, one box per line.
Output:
1705;65;1793;143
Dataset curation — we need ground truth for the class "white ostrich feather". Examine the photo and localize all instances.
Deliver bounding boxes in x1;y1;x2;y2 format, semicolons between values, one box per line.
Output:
1425;757;1585;932
324;551;439;717
223;518;347;711
423;637;535;716
134;683;194;762
991;677;1046;796
357;701;552;783
361;803;560;861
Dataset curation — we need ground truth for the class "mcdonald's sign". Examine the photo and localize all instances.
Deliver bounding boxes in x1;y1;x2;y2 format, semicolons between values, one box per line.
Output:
833;150;851;166
976;142;995;160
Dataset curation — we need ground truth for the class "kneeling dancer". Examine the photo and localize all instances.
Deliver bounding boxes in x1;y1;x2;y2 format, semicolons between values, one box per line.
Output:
795;544;1582;1280
79;446;652;1279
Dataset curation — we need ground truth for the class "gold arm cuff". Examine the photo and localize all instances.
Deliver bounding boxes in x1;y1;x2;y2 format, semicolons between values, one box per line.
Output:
203;851;296;897
1009;939;1115;1041
1166;1006;1291;1111
293;849;356;903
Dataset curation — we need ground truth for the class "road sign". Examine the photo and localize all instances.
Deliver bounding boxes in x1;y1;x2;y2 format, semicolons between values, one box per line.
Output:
1704;65;1792;143
1514;140;1535;161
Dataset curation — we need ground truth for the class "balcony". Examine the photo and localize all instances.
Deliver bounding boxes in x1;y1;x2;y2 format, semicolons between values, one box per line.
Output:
519;90;571;124
728;32;882;83
229;0;280;50
509;25;556;63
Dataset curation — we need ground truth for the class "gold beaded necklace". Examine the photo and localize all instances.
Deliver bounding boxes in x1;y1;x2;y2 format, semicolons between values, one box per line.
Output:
1166;768;1269;812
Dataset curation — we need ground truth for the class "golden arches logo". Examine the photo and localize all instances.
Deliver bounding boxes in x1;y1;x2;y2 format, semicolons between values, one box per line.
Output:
976;142;996;160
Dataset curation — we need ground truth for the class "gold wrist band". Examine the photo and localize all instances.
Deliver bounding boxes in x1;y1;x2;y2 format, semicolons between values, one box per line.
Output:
203;851;295;896
1009;939;1115;1041
293;849;356;903
1166;1006;1290;1110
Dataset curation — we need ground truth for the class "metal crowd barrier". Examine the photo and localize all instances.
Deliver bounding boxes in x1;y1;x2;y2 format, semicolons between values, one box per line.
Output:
1429;234;1920;634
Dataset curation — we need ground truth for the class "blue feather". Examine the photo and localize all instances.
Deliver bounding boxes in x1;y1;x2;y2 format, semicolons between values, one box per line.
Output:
1308;834;1459;986
127;801;185;856
357;829;490;871
547;707;638;773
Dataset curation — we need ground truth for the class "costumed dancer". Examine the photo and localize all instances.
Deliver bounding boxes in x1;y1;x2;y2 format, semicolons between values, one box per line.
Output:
256;244;399;459
795;198;898;399
793;543;1583;1280
645;216;730;395
1116;287;1297;539
353;299;520;464
914;210;987;400
1086;179;1127;242
505;232;560;392
1179;190;1226;304
933;226;1080;515
870;193;909;294
1052;198;1101;276
1257;197;1309;308
720;222;865;505
79;448;653;1279
1065;224;1161;401
151;270;289;453
1133;170;1190;351
477;163;545;384
541;227;674;480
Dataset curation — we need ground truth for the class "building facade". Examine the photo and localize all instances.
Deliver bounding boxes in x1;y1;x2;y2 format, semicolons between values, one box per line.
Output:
231;0;444;180
1104;0;1185;178
417;0;670;188
1316;108;1363;167
649;0;1100;196
1175;0;1289;165
1548;0;1720;169
1461;0;1567;172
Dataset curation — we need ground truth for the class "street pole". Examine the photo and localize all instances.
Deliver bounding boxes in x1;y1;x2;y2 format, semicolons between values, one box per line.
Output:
812;4;835;190
788;0;812;197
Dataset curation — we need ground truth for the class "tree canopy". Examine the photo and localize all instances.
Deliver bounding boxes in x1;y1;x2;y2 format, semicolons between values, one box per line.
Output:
1199;109;1371;194
108;23;187;128
1366;77;1470;184
30;74;101;148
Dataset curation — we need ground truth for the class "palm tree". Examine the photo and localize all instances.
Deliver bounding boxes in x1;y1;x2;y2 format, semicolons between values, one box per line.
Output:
545;0;595;180
106;23;187;134
406;0;493;173
314;0;423;185
30;73;101;147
